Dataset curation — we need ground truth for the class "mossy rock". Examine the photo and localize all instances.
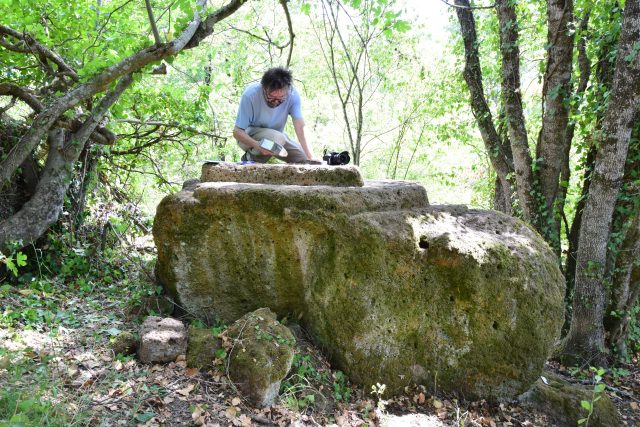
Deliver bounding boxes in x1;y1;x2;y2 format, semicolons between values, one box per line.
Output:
110;331;137;355
153;179;564;400
186;326;222;369
225;308;295;407
519;371;621;427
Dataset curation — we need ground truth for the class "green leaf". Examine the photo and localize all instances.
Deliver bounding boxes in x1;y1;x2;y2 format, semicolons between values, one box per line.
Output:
16;252;27;267
578;419;587;425
594;383;606;393
105;327;122;336
6;258;18;276
18;399;36;411
135;412;155;423
394;20;411;32
580;400;591;411
301;3;311;15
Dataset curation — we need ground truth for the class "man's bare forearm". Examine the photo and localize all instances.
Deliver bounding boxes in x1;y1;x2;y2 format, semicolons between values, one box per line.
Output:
293;119;315;159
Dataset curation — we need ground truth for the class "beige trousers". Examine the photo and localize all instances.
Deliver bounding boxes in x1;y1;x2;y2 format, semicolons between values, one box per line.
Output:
238;127;308;164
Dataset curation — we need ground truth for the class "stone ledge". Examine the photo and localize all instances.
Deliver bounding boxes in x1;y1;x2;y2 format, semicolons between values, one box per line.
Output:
200;162;364;187
187;179;429;215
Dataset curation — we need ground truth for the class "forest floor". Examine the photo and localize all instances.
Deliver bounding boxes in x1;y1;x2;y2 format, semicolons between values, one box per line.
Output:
1;238;639;426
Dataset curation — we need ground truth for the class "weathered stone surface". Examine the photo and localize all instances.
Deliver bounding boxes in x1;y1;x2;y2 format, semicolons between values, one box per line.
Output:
138;316;187;364
519;371;621;427
224;308;295;407
201;162;364;187
153;171;564;400
186;326;222;369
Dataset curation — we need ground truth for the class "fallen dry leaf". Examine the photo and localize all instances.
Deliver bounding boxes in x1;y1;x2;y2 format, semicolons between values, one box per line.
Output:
185;367;199;377
231;397;242;406
226;407;237;419
418;392;425;404
433;399;443;409
177;383;195;396
631;401;639;411
175;354;186;362
239;414;252;427
191;405;204;421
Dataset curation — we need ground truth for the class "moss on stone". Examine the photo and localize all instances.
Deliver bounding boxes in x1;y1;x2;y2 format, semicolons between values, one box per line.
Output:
519;371;621;427
186;326;222;369
110;331;137;355
226;308;296;406
153;181;564;401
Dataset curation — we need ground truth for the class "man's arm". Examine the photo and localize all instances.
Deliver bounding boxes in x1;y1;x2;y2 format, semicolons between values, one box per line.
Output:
233;126;272;156
292;118;315;159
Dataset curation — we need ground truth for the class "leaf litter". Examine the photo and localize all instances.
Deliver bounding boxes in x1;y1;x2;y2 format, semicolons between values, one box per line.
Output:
1;250;639;426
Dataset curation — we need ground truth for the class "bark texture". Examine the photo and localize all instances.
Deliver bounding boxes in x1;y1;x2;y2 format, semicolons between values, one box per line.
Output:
605;213;640;356
564;0;640;364
536;0;574;247
495;0;537;224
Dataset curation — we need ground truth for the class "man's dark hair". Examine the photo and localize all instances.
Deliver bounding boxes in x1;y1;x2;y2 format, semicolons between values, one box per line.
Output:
261;67;293;91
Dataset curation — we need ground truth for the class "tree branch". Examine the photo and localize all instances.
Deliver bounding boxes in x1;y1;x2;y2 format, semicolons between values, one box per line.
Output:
0;25;80;82
279;0;295;67
441;0;495;10
0;83;44;112
454;0;514;213
495;0;538;224
113;118;225;140
145;0;163;45
0;0;246;185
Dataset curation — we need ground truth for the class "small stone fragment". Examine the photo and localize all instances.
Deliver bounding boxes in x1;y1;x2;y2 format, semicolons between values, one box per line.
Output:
110;331;137;355
225;308;295;407
186;326;222;369
518;371;621;427
138;316;187;364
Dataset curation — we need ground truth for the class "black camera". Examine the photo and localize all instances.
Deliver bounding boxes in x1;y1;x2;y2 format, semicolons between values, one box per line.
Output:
323;150;350;165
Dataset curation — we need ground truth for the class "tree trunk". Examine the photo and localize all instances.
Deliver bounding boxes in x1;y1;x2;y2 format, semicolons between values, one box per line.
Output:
563;0;640;365
604;212;640;357
536;0;574;250
495;0;538;225
0;74;134;249
454;0;515;214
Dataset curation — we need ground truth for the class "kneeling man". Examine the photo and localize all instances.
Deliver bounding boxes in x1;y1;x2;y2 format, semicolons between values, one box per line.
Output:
233;67;316;163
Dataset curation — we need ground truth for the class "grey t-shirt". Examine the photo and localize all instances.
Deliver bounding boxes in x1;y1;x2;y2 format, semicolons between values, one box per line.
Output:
234;82;303;132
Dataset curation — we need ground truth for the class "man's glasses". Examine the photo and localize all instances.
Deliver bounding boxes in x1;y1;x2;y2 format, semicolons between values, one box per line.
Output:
263;87;290;107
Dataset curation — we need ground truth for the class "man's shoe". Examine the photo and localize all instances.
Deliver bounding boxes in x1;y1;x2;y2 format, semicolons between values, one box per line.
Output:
241;151;251;162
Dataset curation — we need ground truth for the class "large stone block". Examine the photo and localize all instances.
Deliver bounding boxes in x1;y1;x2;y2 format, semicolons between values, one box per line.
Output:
153;165;564;400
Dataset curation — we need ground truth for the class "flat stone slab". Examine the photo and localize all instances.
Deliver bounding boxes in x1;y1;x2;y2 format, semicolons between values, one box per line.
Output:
181;179;429;215
201;162;364;187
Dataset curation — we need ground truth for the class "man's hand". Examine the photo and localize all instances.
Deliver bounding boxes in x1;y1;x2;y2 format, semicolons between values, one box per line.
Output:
257;146;273;156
